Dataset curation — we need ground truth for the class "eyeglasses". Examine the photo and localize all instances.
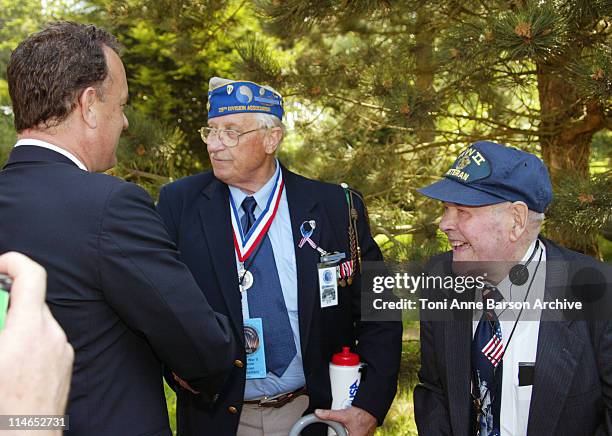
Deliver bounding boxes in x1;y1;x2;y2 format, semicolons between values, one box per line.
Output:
198;126;267;148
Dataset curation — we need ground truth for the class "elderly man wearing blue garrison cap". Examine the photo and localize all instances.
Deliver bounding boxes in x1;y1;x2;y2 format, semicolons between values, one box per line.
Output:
414;141;611;436
157;77;402;436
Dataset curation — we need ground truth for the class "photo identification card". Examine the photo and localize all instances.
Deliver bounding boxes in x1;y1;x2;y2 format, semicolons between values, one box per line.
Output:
318;263;338;308
244;318;267;379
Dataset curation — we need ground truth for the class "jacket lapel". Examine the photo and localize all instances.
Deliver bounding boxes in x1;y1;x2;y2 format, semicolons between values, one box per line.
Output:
197;178;244;342
283;168;321;353
446;283;474;435
527;240;584;434
434;253;474;435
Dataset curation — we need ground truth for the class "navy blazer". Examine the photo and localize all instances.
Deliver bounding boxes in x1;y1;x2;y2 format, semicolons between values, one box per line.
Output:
414;238;612;435
157;166;403;436
0;145;237;436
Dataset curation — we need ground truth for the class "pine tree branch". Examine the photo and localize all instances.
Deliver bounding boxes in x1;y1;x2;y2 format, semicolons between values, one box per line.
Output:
122;169;171;183
325;92;392;112
558;101;606;142
490;68;538;76
394;140;458;154
201;0;249;44
363;185;401;201
371;225;401;246
393;133;537;156
434;112;544;135
353;113;417;132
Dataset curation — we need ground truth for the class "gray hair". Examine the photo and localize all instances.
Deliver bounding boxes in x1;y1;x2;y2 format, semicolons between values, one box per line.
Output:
254;113;285;146
527;210;544;233
493;202;544;238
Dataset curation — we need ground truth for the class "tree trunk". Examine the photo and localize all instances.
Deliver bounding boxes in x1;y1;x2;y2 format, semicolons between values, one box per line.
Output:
537;61;605;256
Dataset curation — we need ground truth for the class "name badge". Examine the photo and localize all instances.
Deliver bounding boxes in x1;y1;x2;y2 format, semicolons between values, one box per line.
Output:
318;263;338;308
244;318;267;379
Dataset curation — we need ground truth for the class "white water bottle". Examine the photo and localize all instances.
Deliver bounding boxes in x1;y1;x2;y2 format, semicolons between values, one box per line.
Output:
328;347;361;436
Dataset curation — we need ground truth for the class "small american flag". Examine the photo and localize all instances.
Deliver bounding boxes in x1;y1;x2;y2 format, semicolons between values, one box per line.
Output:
339;260;354;279
481;325;504;367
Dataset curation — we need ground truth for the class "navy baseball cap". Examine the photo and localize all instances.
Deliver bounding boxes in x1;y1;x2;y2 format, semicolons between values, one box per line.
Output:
418;141;553;213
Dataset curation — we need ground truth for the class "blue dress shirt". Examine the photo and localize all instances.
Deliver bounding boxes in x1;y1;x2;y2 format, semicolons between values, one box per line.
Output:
228;160;306;400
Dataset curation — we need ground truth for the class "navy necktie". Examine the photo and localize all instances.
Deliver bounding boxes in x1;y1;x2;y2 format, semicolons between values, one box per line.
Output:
472;284;504;436
241;196;296;377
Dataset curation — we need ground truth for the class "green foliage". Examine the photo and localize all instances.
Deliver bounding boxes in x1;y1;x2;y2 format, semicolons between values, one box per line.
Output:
375;337;419;435
99;0;269;174
112;107;186;198
0;0;44;107
491;2;569;62
250;0;610;258
0;0;43;73
545;171;612;255
0;113;15;163
164;382;177;435
567;44;612;103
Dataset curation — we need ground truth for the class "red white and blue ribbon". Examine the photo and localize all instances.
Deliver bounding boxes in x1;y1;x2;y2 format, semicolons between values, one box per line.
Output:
229;167;284;263
298;220;317;249
299;237;318;249
298;220;327;255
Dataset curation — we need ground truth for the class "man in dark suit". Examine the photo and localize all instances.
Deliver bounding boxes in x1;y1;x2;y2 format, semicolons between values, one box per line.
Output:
157;77;402;436
413;141;611;435
0;22;237;435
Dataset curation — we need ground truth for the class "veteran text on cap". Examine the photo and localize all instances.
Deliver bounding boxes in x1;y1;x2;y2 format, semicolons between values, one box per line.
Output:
418;141;553;213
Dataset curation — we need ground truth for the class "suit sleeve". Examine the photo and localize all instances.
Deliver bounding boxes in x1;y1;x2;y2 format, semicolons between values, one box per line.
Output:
592;320;612;435
97;182;238;404
157;185;179;244
413;255;454;435
348;193;403;425
156;185;180;392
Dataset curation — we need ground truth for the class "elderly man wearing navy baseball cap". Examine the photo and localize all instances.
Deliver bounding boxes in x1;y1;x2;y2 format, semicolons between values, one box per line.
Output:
156;77;402;436
414;141;611;436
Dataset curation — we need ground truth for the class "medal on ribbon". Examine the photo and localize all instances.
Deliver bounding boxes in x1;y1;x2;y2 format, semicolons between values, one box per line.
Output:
338;260;355;286
230;167;284;291
238;268;254;292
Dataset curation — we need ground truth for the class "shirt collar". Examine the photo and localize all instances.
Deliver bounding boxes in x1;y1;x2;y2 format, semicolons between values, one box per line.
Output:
228;159;280;213
491;238;541;301
14;139;88;171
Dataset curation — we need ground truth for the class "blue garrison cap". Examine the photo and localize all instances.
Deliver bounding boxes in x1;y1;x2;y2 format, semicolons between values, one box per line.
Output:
207;77;284;120
418;141;553;212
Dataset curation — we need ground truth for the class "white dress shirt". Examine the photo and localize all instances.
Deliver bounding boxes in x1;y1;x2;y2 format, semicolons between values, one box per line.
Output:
473;239;547;436
15;138;88;171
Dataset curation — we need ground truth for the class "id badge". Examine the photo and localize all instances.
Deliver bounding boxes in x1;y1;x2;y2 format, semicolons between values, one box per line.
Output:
244;318;267;379
318;263;338;308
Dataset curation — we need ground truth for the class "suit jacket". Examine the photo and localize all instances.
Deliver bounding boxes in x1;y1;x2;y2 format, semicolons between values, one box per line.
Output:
157;166;403;436
0;145;238;436
414;237;612;435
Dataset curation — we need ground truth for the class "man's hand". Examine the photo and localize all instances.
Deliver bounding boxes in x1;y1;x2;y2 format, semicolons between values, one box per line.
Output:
172;372;200;394
315;406;377;436
0;252;74;419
